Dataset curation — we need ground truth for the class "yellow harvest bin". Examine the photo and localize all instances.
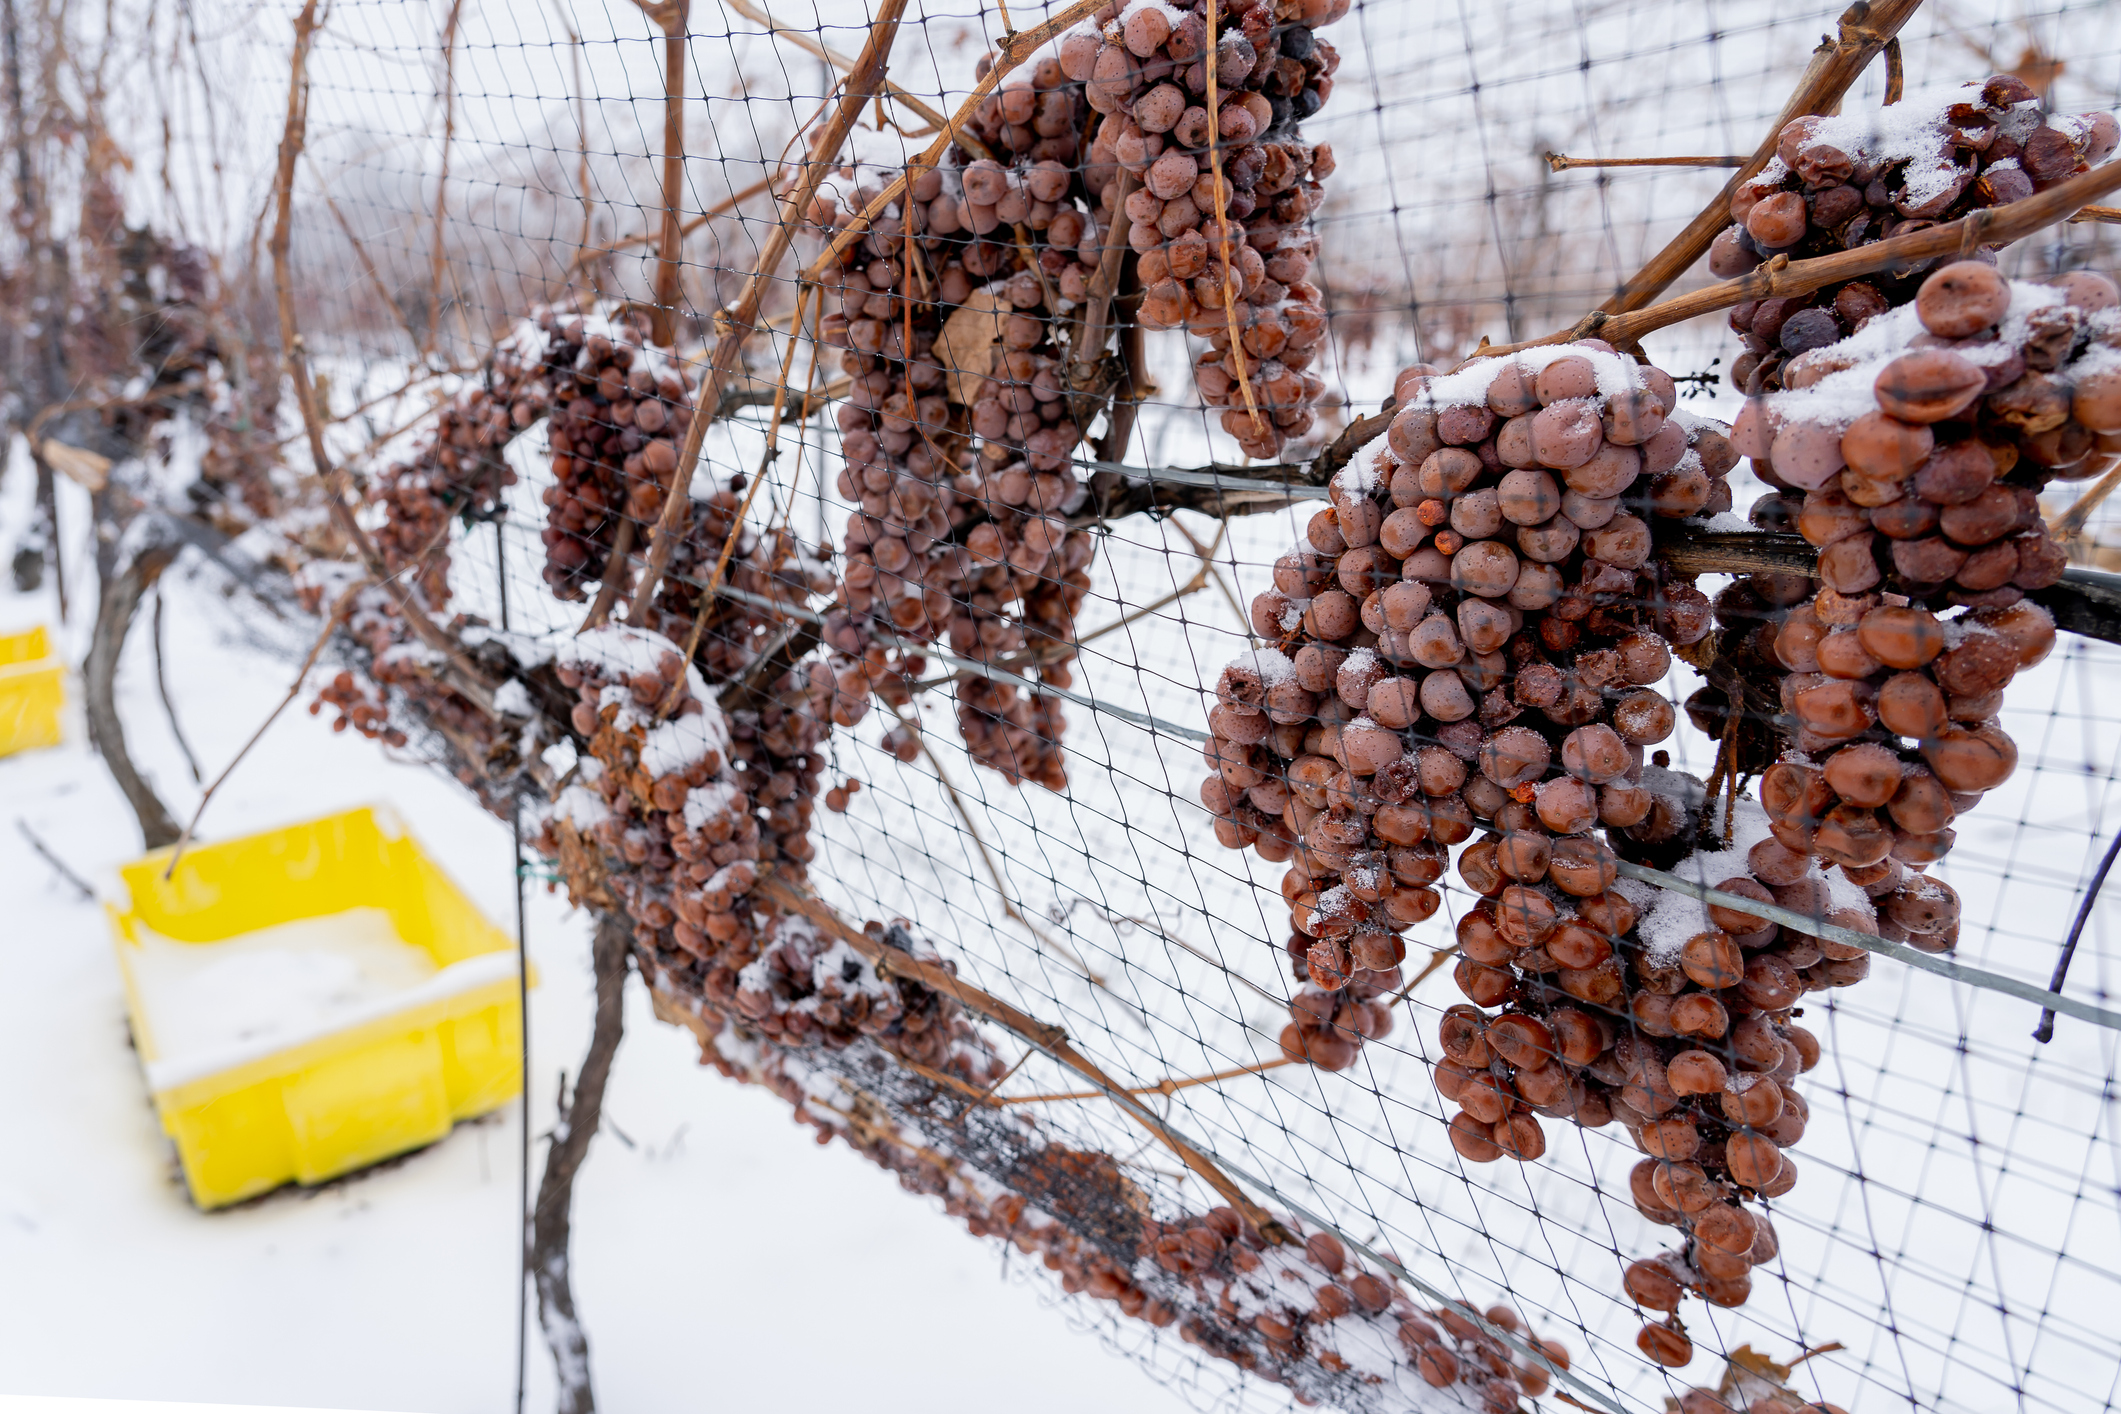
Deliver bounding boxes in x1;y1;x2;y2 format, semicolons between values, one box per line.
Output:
0;624;65;756
106;805;528;1209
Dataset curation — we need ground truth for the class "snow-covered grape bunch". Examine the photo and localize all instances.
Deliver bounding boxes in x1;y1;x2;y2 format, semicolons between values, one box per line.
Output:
1715;75;2118;394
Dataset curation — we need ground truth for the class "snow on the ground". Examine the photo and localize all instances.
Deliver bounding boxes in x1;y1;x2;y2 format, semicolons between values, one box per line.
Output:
0;453;1199;1414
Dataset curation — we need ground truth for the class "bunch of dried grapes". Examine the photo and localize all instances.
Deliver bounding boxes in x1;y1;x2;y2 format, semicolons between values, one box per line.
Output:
1199;341;1731;1068
309;668;404;748
369;360;536;607
810;174;992;722
1437;777;1964;1368
532;310;697;601
945;155;1103;788
639;476;837;680
810;150;1097;790
1682;260;2105;958
1750;590;2055;872
333;293;837;818
365;306;695;616
1284;267;2113;1371
1734;261;2114;606
1699;258;2112;917
535;624;821;979
1688;261;2109;804
1061;0;1343;459
1713;76;2118;392
306;577;513;779
1192;341;1977;1369
1145;1208;1569;1408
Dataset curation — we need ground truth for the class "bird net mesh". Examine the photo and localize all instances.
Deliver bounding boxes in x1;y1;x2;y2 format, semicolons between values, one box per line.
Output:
81;0;2121;1409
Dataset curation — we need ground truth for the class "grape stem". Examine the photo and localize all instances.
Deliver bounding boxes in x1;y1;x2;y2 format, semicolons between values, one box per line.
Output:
1543;153;1744;172
1203;0;1267;437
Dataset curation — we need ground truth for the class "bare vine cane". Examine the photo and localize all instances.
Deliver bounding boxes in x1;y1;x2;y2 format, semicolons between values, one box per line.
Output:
1477;154;2121;360
626;0;691;348
656;283;815;717
267;0;498;715
623;0;912;628
161;579;368;880
1594;0;1925;321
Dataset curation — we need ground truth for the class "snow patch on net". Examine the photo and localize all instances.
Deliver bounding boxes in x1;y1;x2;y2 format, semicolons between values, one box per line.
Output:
1403;345;1650;412
1756;86;2063;213
377;640;446;670
735;955;775;997
1636;882;1711;966
561;623;678;680
682;779;740;830
2065;330;2121;384
1634;797;1784;962
462;623;557;668
559;623;722;753
1995;280;2067;348
1795;85;2013;210
1822;866;1878;922
1232;646;1297;687
551;781;609;830
492;679;534;718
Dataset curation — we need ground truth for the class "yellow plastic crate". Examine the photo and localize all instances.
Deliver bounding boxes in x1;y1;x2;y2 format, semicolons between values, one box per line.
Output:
0;624;65;756
106;805;530;1208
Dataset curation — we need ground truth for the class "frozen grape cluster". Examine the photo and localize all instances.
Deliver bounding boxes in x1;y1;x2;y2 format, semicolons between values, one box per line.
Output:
530;311;698;600
1062;0;1344;459
1714;77;2118;392
810;161;1096;791
1202;341;1732;1069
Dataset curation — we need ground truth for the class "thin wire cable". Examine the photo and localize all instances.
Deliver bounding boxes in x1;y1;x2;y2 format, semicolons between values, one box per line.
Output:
1613;859;2121;1033
498;513;530;1414
2034;828;2121;1042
